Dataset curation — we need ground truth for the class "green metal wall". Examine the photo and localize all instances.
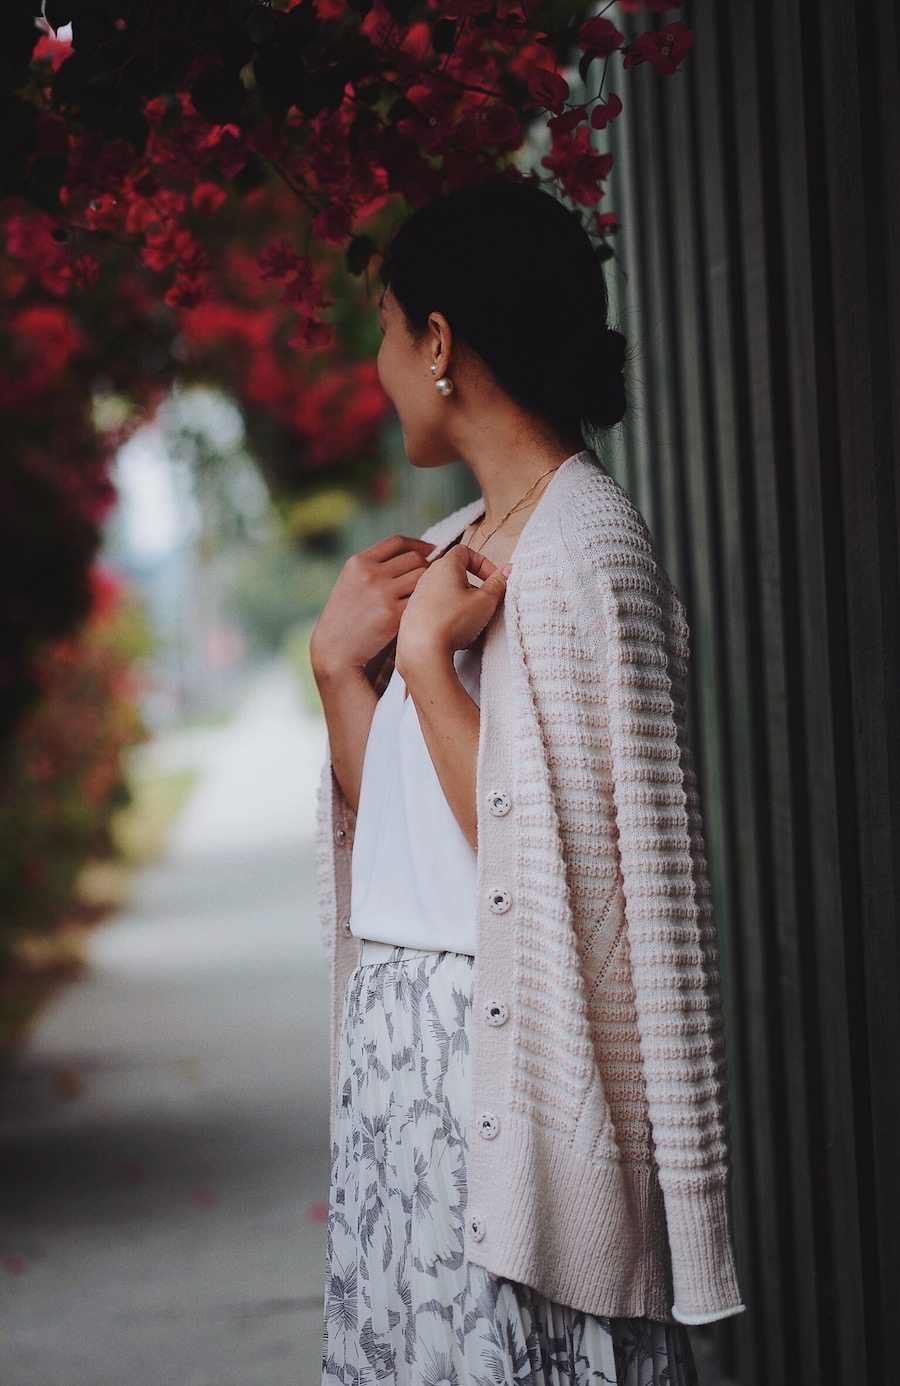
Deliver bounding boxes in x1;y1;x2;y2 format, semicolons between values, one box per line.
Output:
602;3;900;1382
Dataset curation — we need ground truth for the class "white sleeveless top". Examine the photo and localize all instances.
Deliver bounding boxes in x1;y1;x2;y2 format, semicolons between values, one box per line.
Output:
348;641;482;956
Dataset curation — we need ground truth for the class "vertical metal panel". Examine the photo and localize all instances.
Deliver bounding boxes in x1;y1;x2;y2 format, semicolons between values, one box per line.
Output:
606;1;899;1381
653;32;760;1378
680;4;772;1382
619;22;684;542
816;1;900;1381
867;1;900;1378
775;1;869;1379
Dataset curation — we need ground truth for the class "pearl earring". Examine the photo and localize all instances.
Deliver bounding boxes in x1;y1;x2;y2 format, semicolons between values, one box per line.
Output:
430;364;453;396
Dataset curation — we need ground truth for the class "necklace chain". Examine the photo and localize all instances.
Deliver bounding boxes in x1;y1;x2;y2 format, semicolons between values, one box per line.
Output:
468;464;562;553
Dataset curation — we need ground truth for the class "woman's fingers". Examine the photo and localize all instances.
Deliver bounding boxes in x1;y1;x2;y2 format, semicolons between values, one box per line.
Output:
391;565;429;599
446;543;511;585
460;544;501;579
383;538;501;593
367;534;437;563
380;549;431;579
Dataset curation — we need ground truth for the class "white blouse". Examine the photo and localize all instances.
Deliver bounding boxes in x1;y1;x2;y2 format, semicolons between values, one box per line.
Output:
348;639;483;956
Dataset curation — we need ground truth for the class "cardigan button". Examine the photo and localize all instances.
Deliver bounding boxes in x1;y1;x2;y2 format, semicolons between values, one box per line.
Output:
484;1000;509;1026
487;789;511;816
477;1112;500;1140
334;823;347;845
339;915;352;936
487;888;511;915
469;1214;485;1242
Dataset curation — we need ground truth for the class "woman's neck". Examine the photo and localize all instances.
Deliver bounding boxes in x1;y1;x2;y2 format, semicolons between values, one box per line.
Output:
462;437;586;537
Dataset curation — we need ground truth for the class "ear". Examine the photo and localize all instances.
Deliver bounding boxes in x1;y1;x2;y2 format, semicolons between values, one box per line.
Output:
427;309;453;374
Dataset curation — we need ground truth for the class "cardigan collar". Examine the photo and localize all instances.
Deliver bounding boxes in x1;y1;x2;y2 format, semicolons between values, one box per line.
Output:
430;447;606;566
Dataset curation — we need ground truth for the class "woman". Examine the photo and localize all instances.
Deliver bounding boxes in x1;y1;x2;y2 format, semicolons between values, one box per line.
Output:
313;177;746;1383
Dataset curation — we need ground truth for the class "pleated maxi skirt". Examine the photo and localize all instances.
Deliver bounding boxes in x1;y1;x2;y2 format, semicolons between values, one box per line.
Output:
321;939;700;1385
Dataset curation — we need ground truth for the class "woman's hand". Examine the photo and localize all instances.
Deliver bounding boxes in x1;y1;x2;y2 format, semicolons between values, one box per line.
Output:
395;544;512;676
309;533;437;679
394;544;510;851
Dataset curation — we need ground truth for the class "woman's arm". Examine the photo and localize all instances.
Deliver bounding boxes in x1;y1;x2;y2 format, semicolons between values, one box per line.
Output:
309;533;437;815
401;650;481;851
311;659;379;818
392;542;511;853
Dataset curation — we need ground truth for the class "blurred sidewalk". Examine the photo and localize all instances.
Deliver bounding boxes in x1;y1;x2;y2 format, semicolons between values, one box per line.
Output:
0;656;331;1386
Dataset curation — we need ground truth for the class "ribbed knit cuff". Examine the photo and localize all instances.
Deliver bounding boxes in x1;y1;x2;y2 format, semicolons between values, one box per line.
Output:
664;1179;748;1325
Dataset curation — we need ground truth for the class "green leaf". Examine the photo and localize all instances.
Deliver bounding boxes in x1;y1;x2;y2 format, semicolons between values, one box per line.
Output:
431;18;456;54
578;49;597;84
190;66;247;124
345;234;378;277
28;154;68;214
354;81;381;106
51;47;108;101
386;94;414;124
246;9;276;44
232;153;265;193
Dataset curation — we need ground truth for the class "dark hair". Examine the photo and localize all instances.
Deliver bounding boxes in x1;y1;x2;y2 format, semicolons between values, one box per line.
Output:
380;174;627;439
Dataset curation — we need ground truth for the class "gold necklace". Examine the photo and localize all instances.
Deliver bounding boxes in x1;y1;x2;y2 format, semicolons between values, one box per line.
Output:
468;464;562;553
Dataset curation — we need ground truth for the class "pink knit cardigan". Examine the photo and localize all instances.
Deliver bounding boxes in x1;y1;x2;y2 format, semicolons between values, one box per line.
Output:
314;448;747;1326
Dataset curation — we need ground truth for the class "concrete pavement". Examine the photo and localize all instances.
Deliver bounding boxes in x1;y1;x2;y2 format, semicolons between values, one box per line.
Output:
0;657;331;1386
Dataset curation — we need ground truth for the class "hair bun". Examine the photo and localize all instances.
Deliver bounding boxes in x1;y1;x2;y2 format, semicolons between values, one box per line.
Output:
540;322;627;430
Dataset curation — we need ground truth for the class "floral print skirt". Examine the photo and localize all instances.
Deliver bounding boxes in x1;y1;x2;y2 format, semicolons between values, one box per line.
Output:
321;940;700;1385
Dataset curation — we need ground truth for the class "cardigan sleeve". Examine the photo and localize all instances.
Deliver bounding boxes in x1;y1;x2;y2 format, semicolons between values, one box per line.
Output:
592;568;747;1326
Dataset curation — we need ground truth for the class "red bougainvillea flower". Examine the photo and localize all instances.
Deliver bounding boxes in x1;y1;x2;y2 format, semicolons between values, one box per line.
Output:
0;304;85;408
526;68;570;116
394;80;462;156
541;125;613;207
290;359;388;464
590;92;623;130
578;17;624;57
623;21;695;74
594;211;619;237
164;273;210;309
469;100;523;153
31;32;71;72
257;238;307;282
286;315;335;352
63;254;101;290
281;258;334;316
312;201;354;246
207;125;249;181
191;183;227;215
5;211;72;296
81;192;123;234
548;105;587;135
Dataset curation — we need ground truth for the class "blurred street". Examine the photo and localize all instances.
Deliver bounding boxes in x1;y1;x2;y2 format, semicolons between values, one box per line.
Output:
0;656;331;1386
